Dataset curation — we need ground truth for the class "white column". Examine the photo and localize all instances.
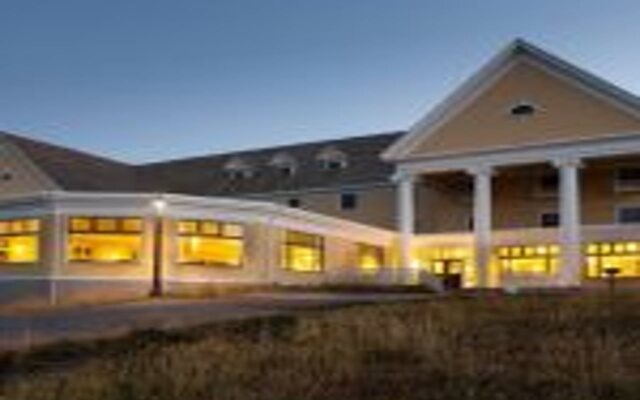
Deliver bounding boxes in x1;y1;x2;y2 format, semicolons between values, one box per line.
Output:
397;173;415;273
554;158;582;287
469;166;493;288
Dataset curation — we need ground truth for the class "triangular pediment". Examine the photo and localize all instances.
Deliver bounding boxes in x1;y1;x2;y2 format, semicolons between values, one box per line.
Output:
384;40;640;160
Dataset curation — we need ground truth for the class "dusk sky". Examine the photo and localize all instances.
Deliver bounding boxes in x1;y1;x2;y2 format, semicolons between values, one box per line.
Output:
1;0;639;163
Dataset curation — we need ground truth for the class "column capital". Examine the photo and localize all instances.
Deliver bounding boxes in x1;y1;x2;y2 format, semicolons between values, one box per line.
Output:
552;157;583;169
466;165;494;177
392;170;416;183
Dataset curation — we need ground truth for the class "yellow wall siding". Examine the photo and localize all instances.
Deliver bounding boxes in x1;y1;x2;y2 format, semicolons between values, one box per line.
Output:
409;60;640;158
266;185;399;230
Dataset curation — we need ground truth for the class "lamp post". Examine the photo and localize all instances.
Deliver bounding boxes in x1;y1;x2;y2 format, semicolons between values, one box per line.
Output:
150;196;167;297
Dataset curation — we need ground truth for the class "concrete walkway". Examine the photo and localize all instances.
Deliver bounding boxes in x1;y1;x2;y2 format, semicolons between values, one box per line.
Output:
0;292;429;351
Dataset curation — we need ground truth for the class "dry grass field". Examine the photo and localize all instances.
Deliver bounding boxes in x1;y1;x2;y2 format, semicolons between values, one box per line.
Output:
1;293;639;400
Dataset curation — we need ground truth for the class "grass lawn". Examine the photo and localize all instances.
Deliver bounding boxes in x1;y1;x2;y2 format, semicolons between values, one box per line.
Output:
1;293;639;400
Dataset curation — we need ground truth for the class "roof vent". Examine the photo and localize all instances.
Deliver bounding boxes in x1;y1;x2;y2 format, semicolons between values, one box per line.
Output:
509;102;537;118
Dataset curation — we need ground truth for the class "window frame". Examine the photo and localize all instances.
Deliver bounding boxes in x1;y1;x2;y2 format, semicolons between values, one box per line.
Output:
539;211;560;228
497;245;559;276
339;192;358;211
66;216;144;264
615;205;640;225
614;167;640;193
176;219;245;268
282;230;325;273
0;218;41;265
533;171;559;198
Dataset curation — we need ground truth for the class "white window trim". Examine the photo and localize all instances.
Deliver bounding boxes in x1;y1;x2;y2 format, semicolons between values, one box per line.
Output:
538;211;559;227
613;167;640;193
615;205;640;225
338;192;358;211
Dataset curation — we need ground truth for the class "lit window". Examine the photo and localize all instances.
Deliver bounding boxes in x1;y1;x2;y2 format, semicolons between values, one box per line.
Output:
615;167;640;192
177;219;244;267
617;207;640;224
0;218;40;264
67;217;143;263
340;192;358;210
497;245;558;275
586;241;640;278
283;230;324;272
358;243;384;271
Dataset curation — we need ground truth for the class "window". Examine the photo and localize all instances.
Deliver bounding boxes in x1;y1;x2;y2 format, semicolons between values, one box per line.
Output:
0;218;40;264
586;242;640;278
322;159;346;170
287;198;301;208
277;165;295;177
270;153;297;177
67;217;143;263
617;207;640;224
497;245;559;275
540;212;559;227
615;167;640;192
283;230;324;272
340;192;358;210
358;243;384;271
536;172;558;197
177;219;244;267
317;147;347;171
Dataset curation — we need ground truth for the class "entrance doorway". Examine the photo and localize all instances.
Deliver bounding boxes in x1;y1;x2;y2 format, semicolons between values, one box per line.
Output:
432;259;464;290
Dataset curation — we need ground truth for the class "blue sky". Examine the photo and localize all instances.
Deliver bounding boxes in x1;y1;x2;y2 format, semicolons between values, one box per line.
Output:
1;0;639;163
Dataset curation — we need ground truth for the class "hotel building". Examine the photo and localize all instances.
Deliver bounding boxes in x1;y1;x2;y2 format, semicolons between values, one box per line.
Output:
2;40;640;306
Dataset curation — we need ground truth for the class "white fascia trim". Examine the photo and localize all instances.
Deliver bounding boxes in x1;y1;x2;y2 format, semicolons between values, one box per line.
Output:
0;191;396;246
383;40;640;162
395;131;640;176
382;41;520;161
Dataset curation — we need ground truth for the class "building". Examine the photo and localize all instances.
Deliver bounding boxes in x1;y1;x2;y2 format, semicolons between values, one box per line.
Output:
1;39;640;306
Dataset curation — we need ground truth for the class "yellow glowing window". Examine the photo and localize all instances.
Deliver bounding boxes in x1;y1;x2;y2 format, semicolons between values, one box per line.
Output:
283;230;324;272
67;217;143;263
178;221;198;234
70;218;91;232
0;218;40;264
121;218;143;233
358;243;384;271
177;219;244;267
497;245;557;275
585;241;640;278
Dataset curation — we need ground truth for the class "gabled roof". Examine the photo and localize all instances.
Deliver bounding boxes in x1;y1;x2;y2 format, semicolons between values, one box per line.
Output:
136;131;403;196
382;39;640;161
0;132;137;191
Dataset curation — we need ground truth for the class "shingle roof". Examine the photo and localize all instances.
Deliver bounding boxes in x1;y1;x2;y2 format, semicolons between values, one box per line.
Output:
0;131;137;192
0;130;404;195
136;131;404;195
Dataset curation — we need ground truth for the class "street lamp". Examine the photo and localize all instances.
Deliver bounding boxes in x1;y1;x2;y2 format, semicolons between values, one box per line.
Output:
150;195;167;297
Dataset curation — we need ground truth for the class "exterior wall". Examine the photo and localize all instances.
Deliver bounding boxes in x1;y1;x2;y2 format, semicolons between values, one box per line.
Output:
260;185;398;230
408;60;640;158
0;141;56;198
0;193;396;308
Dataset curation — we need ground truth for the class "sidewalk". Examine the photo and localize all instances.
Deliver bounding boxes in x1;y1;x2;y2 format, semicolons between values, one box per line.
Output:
0;292;429;351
